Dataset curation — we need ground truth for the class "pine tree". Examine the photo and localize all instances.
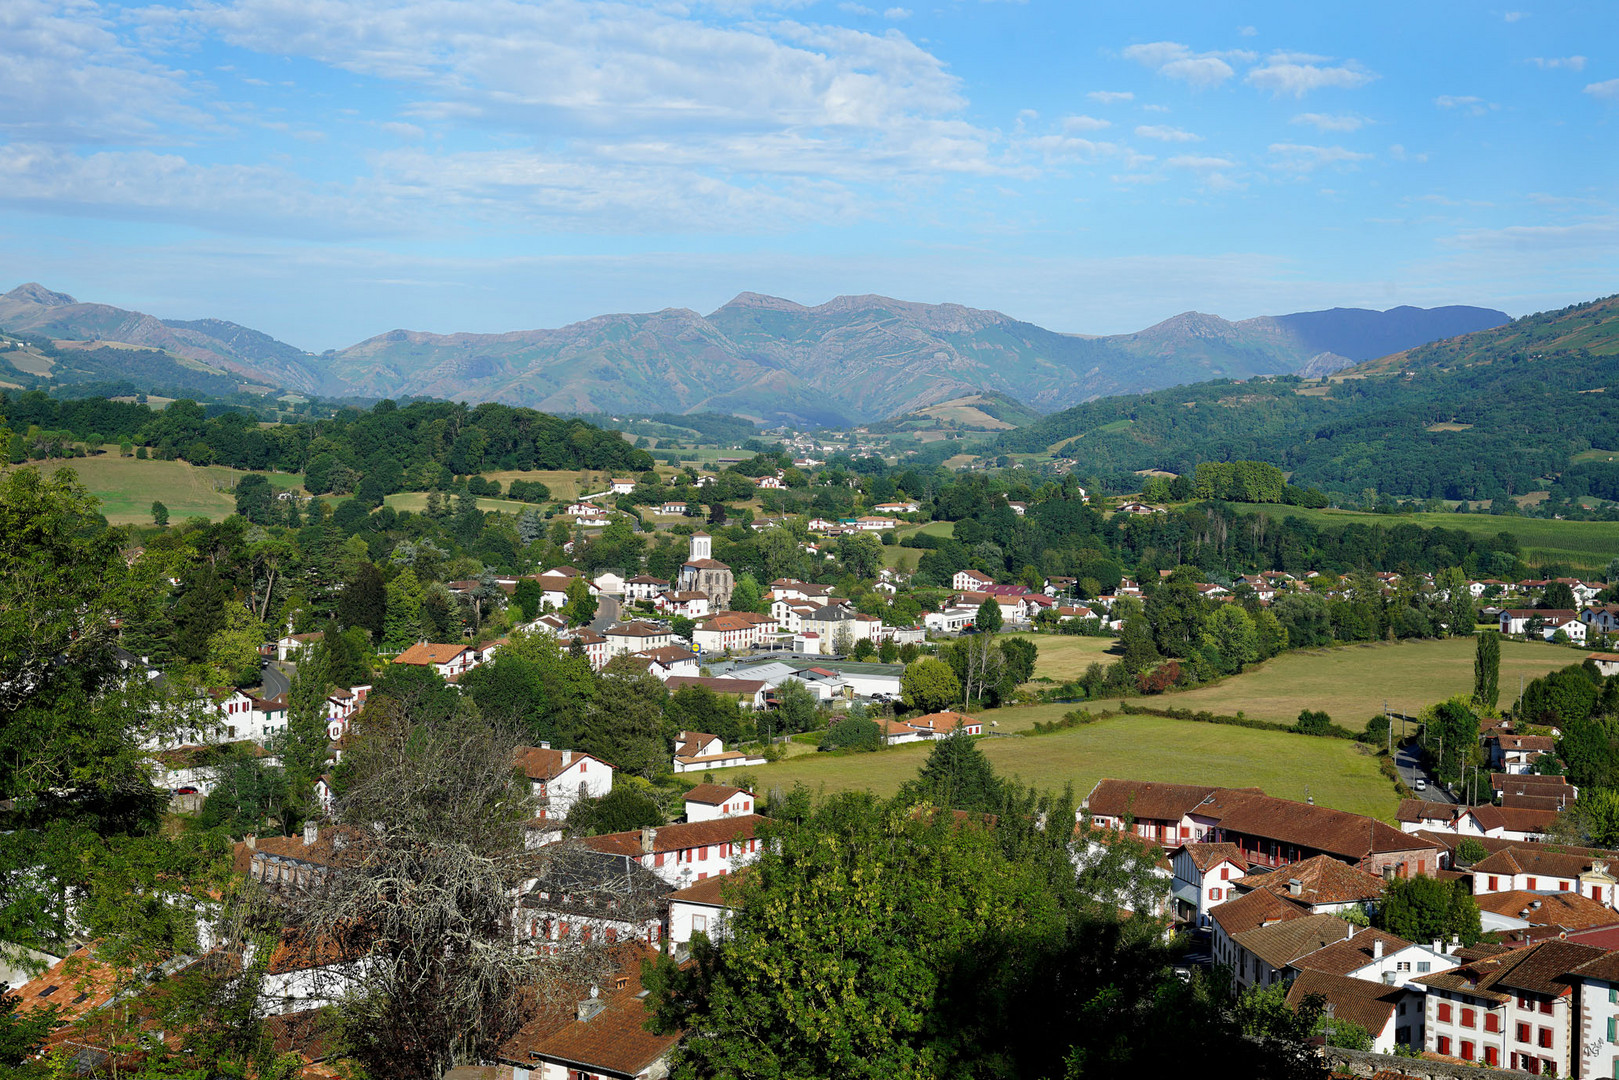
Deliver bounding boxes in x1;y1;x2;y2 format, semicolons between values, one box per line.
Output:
1474;630;1500;711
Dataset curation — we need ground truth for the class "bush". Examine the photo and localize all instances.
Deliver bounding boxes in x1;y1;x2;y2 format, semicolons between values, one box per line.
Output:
1293;709;1334;737
821;714;882;753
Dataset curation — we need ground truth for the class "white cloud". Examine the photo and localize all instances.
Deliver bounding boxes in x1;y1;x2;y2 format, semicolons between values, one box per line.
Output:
1267;142;1373;171
1237;25;1257;37
1087;90;1133;103
1503;10;1526;21
1141;103;1170;113
1291;112;1368;132
1122;42;1251;89
1436;94;1497;115
380;121;425;139
839;2;876;13
1530;56;1586;71
1166;154;1236;170
1245;53;1375;96
883;7;911;18
1135;124;1200;142
1061;115;1111;131
1388;144;1428;163
1586;79;1619;100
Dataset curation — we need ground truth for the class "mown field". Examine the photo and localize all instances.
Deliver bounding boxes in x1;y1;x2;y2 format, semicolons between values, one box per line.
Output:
1252;504;1619;568
738;712;1397;820
15;454;304;524
1154;636;1582;729
885;519;953;567
1002;632;1118;683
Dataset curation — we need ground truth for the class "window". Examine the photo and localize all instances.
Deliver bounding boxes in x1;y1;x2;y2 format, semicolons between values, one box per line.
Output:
1486;1013;1501;1033
1608;1015;1616;1042
655;852;665;867
1221;867;1231;881
1540;1000;1554;1015
1539;1026;1554;1048
692;914;707;934
1210;889;1222;901
1518;1022;1532;1043
1417;961;1432;973
1527;877;1538;890
1485;1046;1499;1067
1397;961;1412;972
1438;1003;1452;1023
1561;880;1570;891
1462;1008;1476;1028
1461;1040;1474;1061
1490;876;1500;890
1437;1036;1451;1056
1519;995;1533;1010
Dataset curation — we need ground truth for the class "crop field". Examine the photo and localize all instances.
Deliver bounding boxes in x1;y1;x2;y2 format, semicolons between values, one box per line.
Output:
1156;636;1581;730
738;712;1397;820
15;454;303;524
1252;504;1619;568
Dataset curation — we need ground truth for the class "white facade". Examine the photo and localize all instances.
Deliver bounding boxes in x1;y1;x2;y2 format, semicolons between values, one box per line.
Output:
685;788;755;822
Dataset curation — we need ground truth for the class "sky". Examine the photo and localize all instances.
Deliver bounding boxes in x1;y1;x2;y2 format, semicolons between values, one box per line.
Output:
2;0;1616;352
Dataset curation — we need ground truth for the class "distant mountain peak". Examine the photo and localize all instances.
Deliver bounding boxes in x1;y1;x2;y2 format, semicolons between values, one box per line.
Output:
714;292;809;314
6;282;78;307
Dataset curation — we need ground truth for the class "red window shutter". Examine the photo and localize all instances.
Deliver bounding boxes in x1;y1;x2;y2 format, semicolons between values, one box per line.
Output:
1438;1003;1452;1022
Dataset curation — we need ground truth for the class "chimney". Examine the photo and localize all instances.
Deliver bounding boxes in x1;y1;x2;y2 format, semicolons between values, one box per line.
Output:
1288;878;1302;896
1433;939;1442;953
563;750;573;767
245;834;257;850
303;821;318;847
1373;939;1384;960
540;740;551;750
577;986;605;1023
641;826;657;854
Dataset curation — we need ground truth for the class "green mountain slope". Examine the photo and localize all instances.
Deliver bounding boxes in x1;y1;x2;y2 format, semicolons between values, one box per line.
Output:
999;293;1619;502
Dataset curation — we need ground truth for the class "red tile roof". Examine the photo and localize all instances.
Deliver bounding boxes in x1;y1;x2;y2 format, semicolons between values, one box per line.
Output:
1284;970;1401;1037
393;642;470;666
1243;855;1386;906
1474;889;1619;930
514;746;611;781
1290;928;1411;976
682;783;750;806
584;815;765;858
1210;888;1311;937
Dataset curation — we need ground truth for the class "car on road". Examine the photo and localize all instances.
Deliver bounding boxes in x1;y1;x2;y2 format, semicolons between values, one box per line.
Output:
1414;779;1427;792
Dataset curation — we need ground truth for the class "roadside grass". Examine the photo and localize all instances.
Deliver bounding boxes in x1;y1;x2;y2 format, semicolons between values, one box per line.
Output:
19;454;303;524
1156;636;1583;730
1250;504;1619;569
743;713;1395;820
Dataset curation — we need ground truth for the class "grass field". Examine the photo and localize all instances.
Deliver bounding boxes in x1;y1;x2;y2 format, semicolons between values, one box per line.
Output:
738;713;1397;820
1252;504;1619;568
383;492;543;516
1002;632;1119;683
1157;636;1583;729
884;519;953;568
481;469;589;502
13;455;304;524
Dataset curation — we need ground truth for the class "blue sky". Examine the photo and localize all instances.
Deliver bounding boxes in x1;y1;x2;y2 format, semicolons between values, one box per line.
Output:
2;0;1616;350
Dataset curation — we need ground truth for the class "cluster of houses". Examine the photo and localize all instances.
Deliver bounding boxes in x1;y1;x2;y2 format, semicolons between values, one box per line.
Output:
1086;775;1619;1073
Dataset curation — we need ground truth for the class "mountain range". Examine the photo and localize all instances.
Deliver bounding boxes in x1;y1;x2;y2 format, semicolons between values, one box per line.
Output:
0;283;1510;424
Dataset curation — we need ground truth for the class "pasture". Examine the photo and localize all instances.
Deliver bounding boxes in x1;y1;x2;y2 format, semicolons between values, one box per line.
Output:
17;454;303;524
738;712;1397;820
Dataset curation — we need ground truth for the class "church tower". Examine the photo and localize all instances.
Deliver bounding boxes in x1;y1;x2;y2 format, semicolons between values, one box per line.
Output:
690;532;712;562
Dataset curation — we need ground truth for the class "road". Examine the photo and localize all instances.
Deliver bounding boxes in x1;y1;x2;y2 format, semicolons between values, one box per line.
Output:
1394;739;1454;803
261;660;292;700
589;595;620;633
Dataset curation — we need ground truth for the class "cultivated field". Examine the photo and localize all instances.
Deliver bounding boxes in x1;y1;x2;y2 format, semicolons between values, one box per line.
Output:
739;712;1397;820
1252;504;1619;569
16;455;303;524
1156;636;1582;729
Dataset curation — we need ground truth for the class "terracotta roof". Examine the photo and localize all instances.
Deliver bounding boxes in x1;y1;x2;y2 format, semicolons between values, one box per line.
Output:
1416;939;1607;1001
1232;913;1350;969
667;867;750;908
1569;948;1619;983
1284;970;1401;1037
1291;928;1412;976
1491;774;1575;794
514;746;610;782
497;947;678;1076
683;783;750;806
1465;804;1558;835
1475;889;1619;930
584;815;765;858
1497;735;1557;752
1244;855;1386;906
682;558;731;570
1085;779;1224;822
1176;841;1246;872
907;710;979;734
1210;887;1312;937
1396;800;1455;824
665;677;765;696
696;614;761;632
393;642;469;666
1502;792;1575;811
607;621;668;638
674;731;719;757
1200;788;1436;861
1472;845;1617;881
10;945;121;1025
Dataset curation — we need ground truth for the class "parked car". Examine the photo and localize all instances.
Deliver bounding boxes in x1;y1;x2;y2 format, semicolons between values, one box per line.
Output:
1414;779;1427;792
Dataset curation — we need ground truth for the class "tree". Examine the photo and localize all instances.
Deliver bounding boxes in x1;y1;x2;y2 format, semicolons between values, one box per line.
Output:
1544;581;1577;611
901;657;961;713
337;561;388;639
513;577;543;620
566;782;665;835
1474;630;1501;711
1454;837;1490;865
383;567;426;648
233;472;274;524
1374;876;1482;946
1118;616;1159;675
730;573;764;615
1563;787;1619;848
1201;604;1259;673
563;575;598;626
151;499;169;526
975;596;1003;634
1292;709;1333;737
897;729;1003;814
771;677;820;736
0;982;57;1068
837;532;884;580
582;664;669;778
821;711;881;752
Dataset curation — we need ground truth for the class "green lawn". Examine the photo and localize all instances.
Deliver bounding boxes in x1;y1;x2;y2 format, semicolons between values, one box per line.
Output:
884;520;954;568
739;713;1397;820
1157;636;1584;729
19;455;303;524
1252;504;1619;569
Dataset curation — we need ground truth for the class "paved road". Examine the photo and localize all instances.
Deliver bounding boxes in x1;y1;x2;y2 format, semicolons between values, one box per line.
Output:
589;595;620;633
1394;739;1455;803
261;660;292;699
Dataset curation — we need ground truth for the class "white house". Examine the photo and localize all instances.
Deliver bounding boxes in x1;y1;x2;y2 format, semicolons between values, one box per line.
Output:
953;569;994;592
605;620;674;657
672;730;767;774
1471;847;1618;906
610;478;636;494
624;575;671;603
924;606;977;633
1170;842;1247;928
583;817;767;887
1284;969;1413;1054
274;631;325;663
667;872;743;947
392;642;479;680
593;569;627;596
1498;608;1581;638
683;784;755;823
514;744;614;821
1569;952;1619;1080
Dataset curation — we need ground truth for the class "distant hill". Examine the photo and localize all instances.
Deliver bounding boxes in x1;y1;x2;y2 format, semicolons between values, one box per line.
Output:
0;282;1512;423
318;292;1510;424
0;284;325;394
997;293;1619;502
